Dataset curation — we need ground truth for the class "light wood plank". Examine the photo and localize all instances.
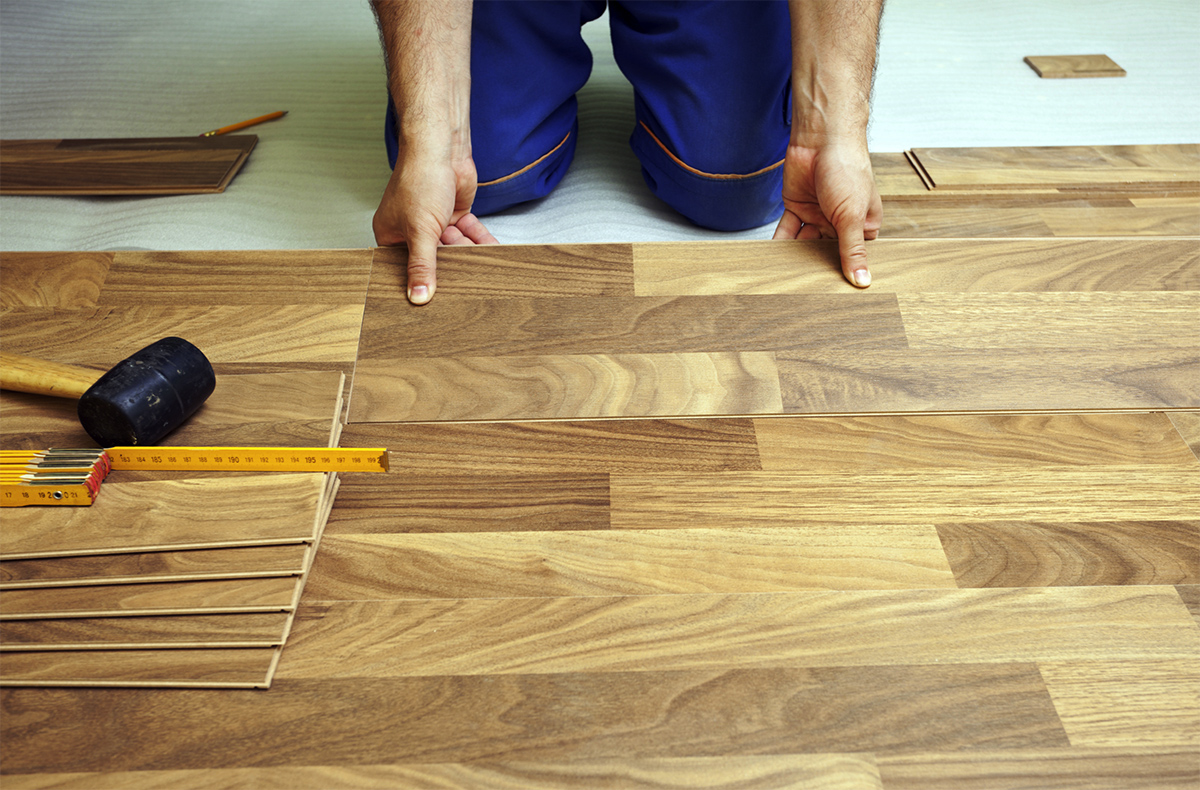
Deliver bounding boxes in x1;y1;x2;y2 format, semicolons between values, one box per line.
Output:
1;665;1064;770
911;145;1200;190
1169;411;1200;460
371;244;635;298
898;292;1200;350
1039;660;1200;747
609;468;1200;529
1024;54;1127;78
327;472;611;534
0;648;275;687
349;352;782;422
339;419;762;474
0;756;884;790
0;473;328;559
0;544;310;589
0;252;112;308
302;526;956;601
878;748;1200;790
0;576;299;619
0;612;291;650
753;413;1199;472
776;349;1199;412
277;587;1198;678
880;204;1054;237
357;293;906;358
632;238;1200;296
937;520;1200;587
100;250;373;305
1039;205;1200;236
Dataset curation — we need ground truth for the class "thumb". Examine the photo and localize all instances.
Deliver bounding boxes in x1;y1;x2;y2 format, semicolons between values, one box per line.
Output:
405;230;439;305
836;218;871;288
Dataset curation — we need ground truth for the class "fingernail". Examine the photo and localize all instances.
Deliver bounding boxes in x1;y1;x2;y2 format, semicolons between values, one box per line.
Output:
853;269;871;287
408;285;429;304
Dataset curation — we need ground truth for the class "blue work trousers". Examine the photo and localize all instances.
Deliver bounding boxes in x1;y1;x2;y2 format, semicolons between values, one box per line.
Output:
385;0;793;231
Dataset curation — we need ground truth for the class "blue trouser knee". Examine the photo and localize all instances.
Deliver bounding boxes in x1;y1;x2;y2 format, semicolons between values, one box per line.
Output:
383;1;792;231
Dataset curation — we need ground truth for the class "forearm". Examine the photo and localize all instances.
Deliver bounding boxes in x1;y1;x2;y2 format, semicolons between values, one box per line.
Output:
371;0;473;161
787;0;883;146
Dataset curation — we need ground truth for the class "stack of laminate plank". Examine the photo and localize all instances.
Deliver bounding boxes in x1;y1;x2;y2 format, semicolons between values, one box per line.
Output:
0;371;345;688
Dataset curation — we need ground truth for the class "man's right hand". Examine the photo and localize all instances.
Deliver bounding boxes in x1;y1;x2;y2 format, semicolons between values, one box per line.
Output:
372;149;497;305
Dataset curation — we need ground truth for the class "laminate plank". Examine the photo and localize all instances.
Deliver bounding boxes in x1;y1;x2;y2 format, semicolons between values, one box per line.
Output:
0;665;1065;770
0;252;112;308
0;576;299;619
0;305;363;365
1169;411;1200;460
898;292;1200;349
0;755;883;790
278;587;1198;678
0;370;345;451
326;473;611;534
607;468;1200;529
349;352;782;422
776;349;1200;412
1024;54;1126;78
1039;660;1199;747
753;414;1199;472
0;473;327;559
302;526;956;601
1039;205;1200;236
371;244;635;298
877;748;1200;790
98;250;373;305
911;144;1200;190
339;419;762;474
879;204;1054;237
0;544;310;589
936;520;1200;587
357;293;906;358
631;238;1200;296
0;613;291;650
0;648;275;687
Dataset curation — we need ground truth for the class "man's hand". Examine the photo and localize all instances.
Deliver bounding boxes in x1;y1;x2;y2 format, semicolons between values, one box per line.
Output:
372;149;497;304
772;140;882;287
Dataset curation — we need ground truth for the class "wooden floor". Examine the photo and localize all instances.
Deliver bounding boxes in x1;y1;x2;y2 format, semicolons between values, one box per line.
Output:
1;189;1198;786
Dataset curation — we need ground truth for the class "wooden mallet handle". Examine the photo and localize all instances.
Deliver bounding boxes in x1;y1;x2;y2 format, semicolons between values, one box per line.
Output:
0;352;104;399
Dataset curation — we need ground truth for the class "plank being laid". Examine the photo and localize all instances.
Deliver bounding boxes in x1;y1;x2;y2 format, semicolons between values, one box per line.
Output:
0;576;299;620
0;136;257;195
0;612;292;650
1024;54;1126;78
0;648;277;688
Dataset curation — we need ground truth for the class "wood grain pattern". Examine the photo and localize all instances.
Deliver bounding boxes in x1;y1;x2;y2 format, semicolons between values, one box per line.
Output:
302;526;956;601
776;349;1199;413
1169;411;1200;459
0;544;310;589
277;587;1198;678
632;238;1200;296
1038;204;1200;236
937;521;1200;587
0;576;299;619
349;352;782;421
0;136;256;195
1038;660;1199;747
0;666;1066;770
608;468;1200;529
1024;54;1127;78
0;251;112;308
0;648;276;687
0;613;291;650
753;413;1199;471
371;244;635;298
0;473;327;559
0;756;886;790
911;144;1200;191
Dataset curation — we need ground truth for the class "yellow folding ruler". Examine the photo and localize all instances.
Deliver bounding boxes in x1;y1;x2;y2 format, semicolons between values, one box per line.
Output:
2;446;388;507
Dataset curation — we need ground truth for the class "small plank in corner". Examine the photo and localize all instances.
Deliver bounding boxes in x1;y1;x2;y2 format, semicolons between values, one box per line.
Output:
1024;55;1126;79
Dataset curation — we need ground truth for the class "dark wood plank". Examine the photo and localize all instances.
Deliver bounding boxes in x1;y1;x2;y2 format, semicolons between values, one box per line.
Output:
936;520;1200;587
1177;585;1200;627
357;293;906;358
0;664;1065;771
326;473;611;534
371;244;635;298
338;419;762;474
0;612;291;649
